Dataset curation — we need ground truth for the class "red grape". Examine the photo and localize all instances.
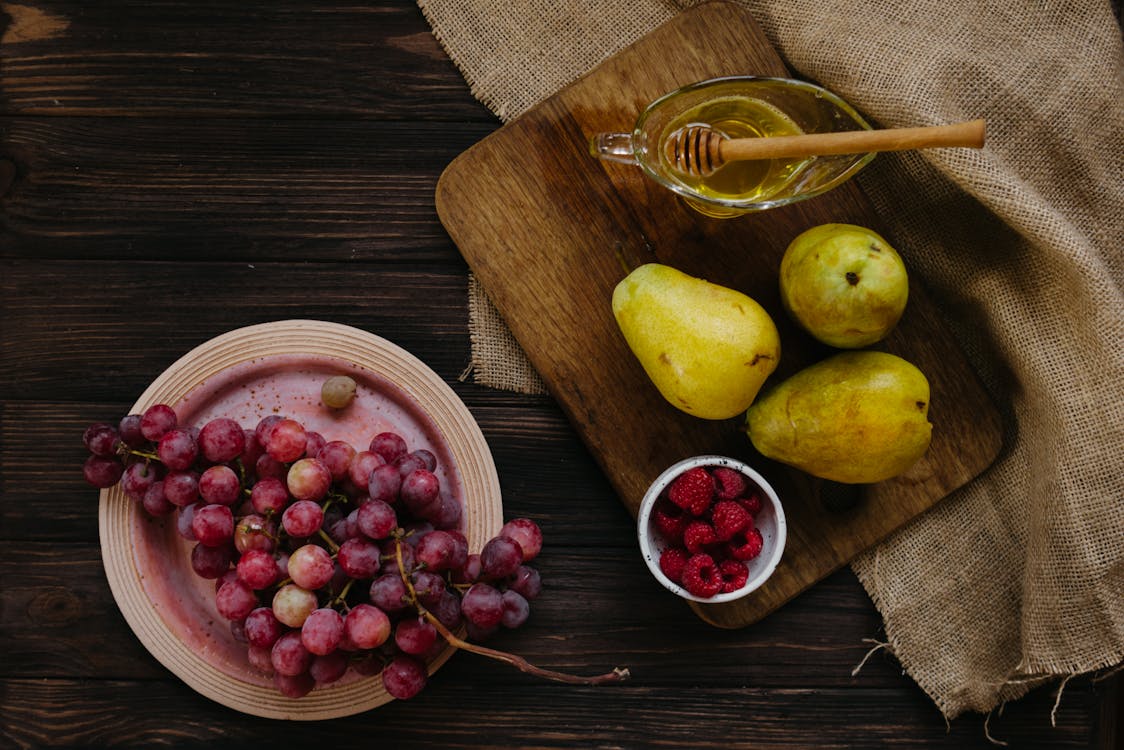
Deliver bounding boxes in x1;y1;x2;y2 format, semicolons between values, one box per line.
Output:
83;422;119;457
310;652;349;684
394;617;438;656
379;539;415;578
156;428;198;471
400;469;440;518
501;590;530;629
286;458;331;502
410;570;446;607
431;493;463;530
393;452;428;478
509;565;542;600
163;470;200;506
272;584;317;628
247;644;275;674
254;415;284;449
366;463;402;504
480;536;522;580
381;654;427;699
250;477;288;515
266;418;306;463
368;574;410;613
317;440;356;480
357;498;397;541
190;541;233;579
368;432;407;463
274;672;315;699
337;537;381;579
142;481;175;516
301;608;344;655
271;630;312;677
287;544;334;590
216;579;258;621
344;603;392;650
431;590;464;631
234;514;276;554
281;499;324;538
500;518;543;561
461;583;504;629
198;417;245;463
244;607;283;649
414;530;457;572
348;450;385;488
83;455;124;488
117;414;146;448
410;449;437;472
237;549;279;589
121;461;161;500
304;431;327;460
140;404;177;441
198;465;240;506
192;504;234;547
254;453;287;481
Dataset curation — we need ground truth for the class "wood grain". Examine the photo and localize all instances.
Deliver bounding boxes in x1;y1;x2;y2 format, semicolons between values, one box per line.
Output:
436;1;1003;628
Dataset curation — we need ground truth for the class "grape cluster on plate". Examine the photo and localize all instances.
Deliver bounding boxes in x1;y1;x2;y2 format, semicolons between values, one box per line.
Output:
83;402;545;700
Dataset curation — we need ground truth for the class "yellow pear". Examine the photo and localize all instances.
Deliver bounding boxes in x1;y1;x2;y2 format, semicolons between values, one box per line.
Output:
780;223;909;348
612;263;780;420
744;350;932;483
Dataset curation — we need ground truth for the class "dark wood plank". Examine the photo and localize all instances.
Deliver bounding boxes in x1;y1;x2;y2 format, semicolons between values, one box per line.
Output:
1;117;496;261
0;676;1110;749
437;0;1002;629
0;1;492;118
0;260;474;402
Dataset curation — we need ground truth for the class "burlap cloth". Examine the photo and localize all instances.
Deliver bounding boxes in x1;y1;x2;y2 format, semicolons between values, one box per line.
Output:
417;0;1124;720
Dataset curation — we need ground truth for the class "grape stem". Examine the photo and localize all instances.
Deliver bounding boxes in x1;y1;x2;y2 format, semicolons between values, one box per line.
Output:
317;528;340;553
423;610;630;685
393;539;630;686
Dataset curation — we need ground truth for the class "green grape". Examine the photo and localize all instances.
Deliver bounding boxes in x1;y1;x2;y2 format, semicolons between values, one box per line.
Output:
321;375;357;409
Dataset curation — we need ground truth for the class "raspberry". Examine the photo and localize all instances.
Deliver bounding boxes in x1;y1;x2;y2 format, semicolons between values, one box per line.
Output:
728;526;764;561
738;492;763;516
713;467;749;501
658;547;689;584
667;467;715;516
652;498;689;543
683;521;717;554
681;553;722;598
711;500;751;542
718;560;749;593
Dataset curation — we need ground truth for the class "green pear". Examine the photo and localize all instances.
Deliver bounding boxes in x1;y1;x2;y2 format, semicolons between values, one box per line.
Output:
612;263;780;420
780;223;909;348
744;350;932;483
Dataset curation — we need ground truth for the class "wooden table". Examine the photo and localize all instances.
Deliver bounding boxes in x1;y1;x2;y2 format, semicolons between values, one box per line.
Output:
1;2;1117;746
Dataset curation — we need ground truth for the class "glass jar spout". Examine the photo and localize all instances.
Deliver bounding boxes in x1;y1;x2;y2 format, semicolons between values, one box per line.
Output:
589;132;639;165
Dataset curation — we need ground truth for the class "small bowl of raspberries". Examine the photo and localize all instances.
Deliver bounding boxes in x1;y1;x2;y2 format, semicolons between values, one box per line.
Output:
637;455;787;603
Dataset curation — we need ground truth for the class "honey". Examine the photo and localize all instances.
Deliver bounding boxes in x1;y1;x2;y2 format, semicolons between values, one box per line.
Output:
660;95;809;204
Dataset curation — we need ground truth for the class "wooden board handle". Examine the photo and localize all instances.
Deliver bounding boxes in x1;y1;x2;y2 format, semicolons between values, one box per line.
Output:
722;119;986;161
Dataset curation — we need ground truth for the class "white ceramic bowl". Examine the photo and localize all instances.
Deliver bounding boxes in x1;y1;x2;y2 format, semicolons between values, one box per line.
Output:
637;455;787;604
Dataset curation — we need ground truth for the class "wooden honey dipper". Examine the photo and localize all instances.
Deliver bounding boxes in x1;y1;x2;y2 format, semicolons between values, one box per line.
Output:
665;119;985;177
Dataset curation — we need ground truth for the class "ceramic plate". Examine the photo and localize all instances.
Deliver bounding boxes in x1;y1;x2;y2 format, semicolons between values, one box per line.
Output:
99;320;503;719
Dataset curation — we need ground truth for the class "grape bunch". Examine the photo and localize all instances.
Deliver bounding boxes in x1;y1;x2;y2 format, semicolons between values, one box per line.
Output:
81;401;588;700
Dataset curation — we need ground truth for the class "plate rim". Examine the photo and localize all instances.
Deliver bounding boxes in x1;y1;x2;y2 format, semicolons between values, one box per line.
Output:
98;319;503;720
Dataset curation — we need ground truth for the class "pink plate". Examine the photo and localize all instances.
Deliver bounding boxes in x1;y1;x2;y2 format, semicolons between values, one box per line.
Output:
99;320;503;719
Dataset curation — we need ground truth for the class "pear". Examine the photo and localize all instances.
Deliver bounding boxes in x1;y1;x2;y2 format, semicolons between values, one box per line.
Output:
780;223;909;348
612;263;780;420
744;351;932;483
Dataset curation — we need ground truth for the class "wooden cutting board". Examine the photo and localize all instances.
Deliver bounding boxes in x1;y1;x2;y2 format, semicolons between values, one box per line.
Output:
435;0;1002;628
